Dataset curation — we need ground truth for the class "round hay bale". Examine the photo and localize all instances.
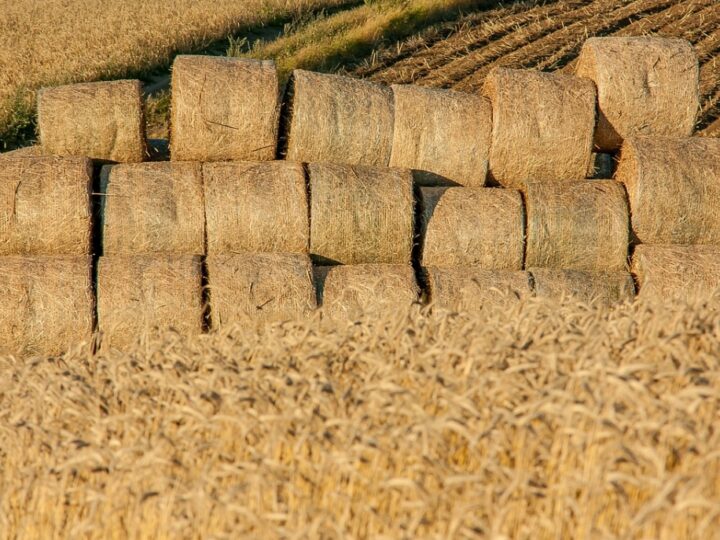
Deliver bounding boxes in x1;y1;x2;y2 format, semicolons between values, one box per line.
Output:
0;256;93;356
632;245;720;301
208;253;316;328
309;163;414;265
100;162;205;255
97;255;203;349
615;137;720;245
426;267;531;313
525;180;629;272
0;156;92;255
482;67;595;188
420;187;524;269
204;161;308;255
587;153;615;179
38;80;146;163
576;37;699;151
529;268;635;306
389;85;492;187
0;146;45;160
170;55;281;162
317;264;418;321
285;70;394;167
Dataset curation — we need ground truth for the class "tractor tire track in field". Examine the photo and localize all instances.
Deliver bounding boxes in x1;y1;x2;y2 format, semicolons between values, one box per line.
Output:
353;0;720;137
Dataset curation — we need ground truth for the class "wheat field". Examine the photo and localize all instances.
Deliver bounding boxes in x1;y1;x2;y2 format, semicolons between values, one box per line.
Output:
1;296;719;538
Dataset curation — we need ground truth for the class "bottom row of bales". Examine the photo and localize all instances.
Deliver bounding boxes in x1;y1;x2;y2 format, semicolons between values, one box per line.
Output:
6;246;718;355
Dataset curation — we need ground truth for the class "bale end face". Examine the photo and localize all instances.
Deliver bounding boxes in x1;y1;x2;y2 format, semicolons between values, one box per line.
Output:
38;80;146;163
170;55;281;162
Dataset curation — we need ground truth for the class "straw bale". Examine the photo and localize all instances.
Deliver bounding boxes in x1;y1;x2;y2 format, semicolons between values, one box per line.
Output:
615;137;720;245
317;264;418;321
97;255;203;349
390;85;492;187
204;161;308;254
587;153;615;179
421;187;524;269
309;163;413;265
38;80;145;163
632;245;720;301
170;55;281;162
0;146;45;160
525;180;629;272
286;70;394;167
0;156;92;255
426;266;531;313
208;253;316;327
482;68;595;188
100;162;204;255
529;268;635;306
576;37;699;151
0;256;93;356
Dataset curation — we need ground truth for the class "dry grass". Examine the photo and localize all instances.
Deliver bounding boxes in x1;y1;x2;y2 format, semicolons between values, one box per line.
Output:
0;0;353;145
1;296;720;538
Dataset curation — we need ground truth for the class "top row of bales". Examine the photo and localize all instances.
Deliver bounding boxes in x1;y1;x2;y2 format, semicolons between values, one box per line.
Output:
35;37;699;189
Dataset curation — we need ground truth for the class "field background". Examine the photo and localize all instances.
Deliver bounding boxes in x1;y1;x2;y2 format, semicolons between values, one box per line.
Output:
1;0;720;537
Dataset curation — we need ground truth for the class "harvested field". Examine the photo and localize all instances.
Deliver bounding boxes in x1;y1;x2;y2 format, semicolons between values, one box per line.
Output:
2;298;720;537
351;0;720;137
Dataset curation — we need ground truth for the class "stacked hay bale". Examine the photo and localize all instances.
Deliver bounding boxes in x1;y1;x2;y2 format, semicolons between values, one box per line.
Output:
0;157;94;355
203;161;316;327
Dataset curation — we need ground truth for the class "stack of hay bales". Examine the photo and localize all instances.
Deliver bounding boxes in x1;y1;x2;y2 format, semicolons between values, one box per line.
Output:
0;157;94;355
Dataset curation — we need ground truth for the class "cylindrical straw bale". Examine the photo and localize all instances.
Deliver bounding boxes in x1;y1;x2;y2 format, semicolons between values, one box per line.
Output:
317;264;418;321
100;162;204;255
204;161;308;254
0;156;92;255
426;267;531;313
576;37;699;151
615;137;720;245
286;70;394;167
309;163;414;265
529;268;635;306
482;68;595;188
525;180;629;272
97;255;203;349
421;187;524;269
0;146;45;160
38;80;145;163
390;85;492;187
208;253;316;327
632;245;720;301
0;256;93;356
170;55;281;162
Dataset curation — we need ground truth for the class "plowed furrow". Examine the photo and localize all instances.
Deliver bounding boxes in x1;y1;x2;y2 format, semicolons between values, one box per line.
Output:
452;0;676;93
535;0;702;72
700;54;720;97
366;1;568;86
652;3;720;41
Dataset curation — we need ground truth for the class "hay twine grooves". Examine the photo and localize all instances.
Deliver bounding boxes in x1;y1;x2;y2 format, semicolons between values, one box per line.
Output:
576;36;699;151
97;255;203;349
390;84;492;187
525;180;629;272
170;55;281;162
632;244;720;301
204;161;309;255
317;264;418;321
285;70;394;167
529;268;635;306
420;186;524;269
309;162;414;265
207;253;316;327
0;156;92;255
38;80;146;163
426;266;531;313
0;256;93;356
482;67;595;188
616;136;720;245
100;162;205;255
